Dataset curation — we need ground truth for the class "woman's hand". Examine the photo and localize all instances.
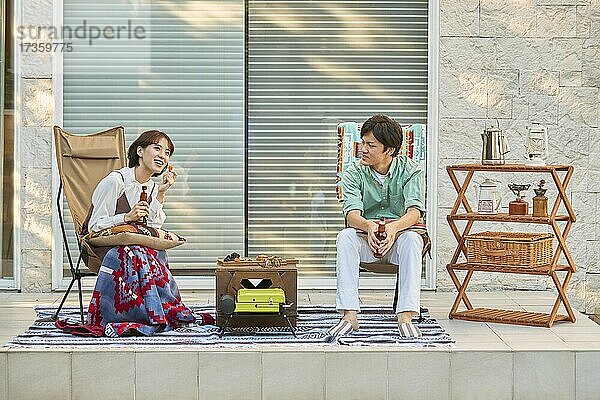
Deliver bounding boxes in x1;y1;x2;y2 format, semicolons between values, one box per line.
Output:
158;167;177;195
157;167;177;203
124;201;149;223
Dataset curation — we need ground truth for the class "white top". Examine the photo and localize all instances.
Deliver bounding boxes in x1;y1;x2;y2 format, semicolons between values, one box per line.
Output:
370;169;387;185
88;166;166;232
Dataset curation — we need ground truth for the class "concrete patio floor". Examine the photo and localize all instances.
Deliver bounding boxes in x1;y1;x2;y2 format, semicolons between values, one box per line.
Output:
1;289;599;350
1;289;600;400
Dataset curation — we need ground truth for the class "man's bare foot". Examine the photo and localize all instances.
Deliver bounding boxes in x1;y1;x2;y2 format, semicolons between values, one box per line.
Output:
397;311;415;325
343;310;360;331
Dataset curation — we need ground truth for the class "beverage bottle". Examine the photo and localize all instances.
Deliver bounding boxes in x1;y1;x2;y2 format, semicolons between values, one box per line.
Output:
138;185;148;226
373;216;387;258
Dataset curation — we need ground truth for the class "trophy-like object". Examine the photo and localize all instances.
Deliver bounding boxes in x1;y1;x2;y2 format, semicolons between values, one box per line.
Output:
533;180;548;217
525;122;549;166
508;183;531;215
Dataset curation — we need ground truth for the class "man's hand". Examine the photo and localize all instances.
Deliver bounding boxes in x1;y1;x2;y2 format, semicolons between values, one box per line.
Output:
365;220;381;254
124;201;149;223
377;223;400;257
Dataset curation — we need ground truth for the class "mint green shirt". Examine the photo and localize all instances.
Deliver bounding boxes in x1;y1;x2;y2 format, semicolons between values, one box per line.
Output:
342;156;425;220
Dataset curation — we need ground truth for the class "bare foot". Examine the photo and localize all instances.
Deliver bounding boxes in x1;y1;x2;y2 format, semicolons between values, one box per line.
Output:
343;310;360;331
397;311;415;325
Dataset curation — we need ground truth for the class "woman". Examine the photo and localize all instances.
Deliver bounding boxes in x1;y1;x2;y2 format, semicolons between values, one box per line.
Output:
78;130;209;337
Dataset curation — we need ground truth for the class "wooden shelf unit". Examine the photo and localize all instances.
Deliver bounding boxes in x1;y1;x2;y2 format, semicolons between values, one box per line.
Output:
445;163;576;328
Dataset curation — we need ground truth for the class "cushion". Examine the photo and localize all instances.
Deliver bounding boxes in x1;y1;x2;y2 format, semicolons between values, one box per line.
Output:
84;224;186;250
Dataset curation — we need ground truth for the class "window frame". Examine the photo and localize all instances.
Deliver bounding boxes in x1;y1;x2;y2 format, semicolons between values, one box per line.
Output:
50;0;440;291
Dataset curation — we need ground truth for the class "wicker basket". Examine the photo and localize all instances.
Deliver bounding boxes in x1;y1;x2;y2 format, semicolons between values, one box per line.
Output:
465;231;553;268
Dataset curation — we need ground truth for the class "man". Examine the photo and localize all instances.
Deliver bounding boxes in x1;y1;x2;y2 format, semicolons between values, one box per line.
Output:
330;114;426;338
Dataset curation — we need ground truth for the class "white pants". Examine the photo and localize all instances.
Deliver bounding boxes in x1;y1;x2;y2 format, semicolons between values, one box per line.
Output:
335;228;423;314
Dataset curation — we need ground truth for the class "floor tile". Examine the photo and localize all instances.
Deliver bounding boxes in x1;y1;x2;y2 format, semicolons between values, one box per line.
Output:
514;352;575;400
576;351;600;400
451;351;513;400
389;351;450;400
72;352;134;400
0;352;5;400
262;351;324;400
136;352;198;400
8;351;70;400
326;351;387;400
199;351;260;400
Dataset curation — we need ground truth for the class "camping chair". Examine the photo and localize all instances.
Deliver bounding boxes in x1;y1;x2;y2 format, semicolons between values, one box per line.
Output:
336;122;430;320
52;126;127;323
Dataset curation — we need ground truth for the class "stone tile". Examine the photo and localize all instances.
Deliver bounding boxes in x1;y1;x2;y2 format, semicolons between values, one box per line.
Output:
325;352;387;400
262;351;324;400
0;352;5;400
440;0;480;37
514;352;575;400
497;38;554;70
20;265;52;293
536;0;589;4
439;66;487;119
506;341;571;350
521;70;559;96
388;351;450;400
440;38;497;70
529;94;559;125
136;352;198;400
480;0;537;37
577;5;591;38
576;351;600;400
22;79;53;127
537;6;577;38
553;38;584;71
453;341;512;350
199;352;260;400
560;71;582;87
438;118;483;160
20;127;52;169
72;352;134;400
451;352;513;400
22;51;52;79
563;342;600;350
487;93;512;119
582;41;600;86
554;333;600;343
8;352;70;400
22;0;52;27
488;69;519;96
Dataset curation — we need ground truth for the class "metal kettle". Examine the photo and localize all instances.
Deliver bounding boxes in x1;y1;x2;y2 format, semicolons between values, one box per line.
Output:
481;126;510;165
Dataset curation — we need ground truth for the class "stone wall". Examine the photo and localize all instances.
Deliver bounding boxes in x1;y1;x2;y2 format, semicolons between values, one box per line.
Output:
438;0;600;312
18;0;54;292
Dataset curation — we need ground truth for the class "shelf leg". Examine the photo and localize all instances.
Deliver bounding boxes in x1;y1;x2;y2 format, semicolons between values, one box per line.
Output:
447;266;474;317
549;167;575;222
447;168;474;214
448;219;473;264
549;270;576;325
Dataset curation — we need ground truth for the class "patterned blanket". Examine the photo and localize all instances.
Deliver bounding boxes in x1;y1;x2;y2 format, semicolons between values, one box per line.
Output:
5;304;454;348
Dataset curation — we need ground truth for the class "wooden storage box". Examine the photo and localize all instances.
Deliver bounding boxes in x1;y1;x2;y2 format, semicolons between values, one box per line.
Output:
215;259;298;328
465;231;553;268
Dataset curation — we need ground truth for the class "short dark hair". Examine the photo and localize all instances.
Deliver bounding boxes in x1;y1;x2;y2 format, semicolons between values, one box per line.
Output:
360;115;403;157
128;130;175;176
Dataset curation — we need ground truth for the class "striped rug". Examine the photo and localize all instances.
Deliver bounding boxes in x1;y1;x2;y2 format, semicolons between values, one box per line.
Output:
5;304;454;348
